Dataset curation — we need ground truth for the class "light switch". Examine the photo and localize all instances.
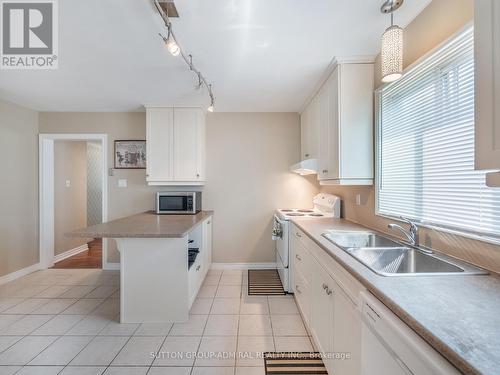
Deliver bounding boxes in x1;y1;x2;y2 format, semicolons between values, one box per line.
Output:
65;180;71;188
118;179;127;188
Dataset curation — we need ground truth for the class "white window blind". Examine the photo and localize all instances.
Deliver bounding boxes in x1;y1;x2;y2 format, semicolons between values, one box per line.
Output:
376;27;500;239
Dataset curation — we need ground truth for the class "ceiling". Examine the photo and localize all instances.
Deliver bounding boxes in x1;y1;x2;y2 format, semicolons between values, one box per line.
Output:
0;0;431;112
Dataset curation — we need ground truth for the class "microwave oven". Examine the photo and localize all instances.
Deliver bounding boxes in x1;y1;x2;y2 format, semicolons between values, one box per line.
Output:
156;192;202;215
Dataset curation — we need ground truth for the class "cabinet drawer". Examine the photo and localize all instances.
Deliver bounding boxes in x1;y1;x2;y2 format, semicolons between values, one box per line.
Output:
291;235;311;280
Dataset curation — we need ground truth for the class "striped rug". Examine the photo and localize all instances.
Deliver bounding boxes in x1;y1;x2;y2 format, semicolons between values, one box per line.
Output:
264;352;328;374
248;269;286;296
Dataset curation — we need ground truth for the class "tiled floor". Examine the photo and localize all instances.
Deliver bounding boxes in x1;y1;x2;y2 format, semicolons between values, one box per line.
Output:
0;268;313;375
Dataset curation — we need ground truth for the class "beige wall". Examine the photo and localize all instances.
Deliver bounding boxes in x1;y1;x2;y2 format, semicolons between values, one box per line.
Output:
324;0;500;274
39;112;317;264
54;141;88;256
0;99;39;277
204;113;318;263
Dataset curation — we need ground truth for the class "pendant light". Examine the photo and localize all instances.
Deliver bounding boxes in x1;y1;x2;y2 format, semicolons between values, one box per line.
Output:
380;0;404;83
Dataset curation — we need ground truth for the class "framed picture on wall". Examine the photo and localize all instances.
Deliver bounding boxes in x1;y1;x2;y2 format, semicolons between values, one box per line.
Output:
114;140;146;169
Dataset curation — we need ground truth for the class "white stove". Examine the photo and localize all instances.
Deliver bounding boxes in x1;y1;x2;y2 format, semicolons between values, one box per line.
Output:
273;193;341;292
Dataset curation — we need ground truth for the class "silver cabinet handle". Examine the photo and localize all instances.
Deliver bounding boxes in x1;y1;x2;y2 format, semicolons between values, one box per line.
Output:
295;285;302;294
322;283;328;290
295;254;302;261
326;288;332;296
296;232;302;238
305;153;310;158
196;265;201;271
207;220;211;224
322;169;328;174
196;174;200;178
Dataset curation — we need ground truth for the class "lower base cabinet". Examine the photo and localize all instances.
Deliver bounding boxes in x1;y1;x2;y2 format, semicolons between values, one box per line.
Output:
188;217;212;307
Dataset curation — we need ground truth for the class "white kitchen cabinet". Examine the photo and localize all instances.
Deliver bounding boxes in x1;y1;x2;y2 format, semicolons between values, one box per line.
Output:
146;107;174;183
146;106;206;185
302;62;374;185
301;96;319;160
188;217;212;307
310;258;335;374
333;281;361;375
474;0;500;185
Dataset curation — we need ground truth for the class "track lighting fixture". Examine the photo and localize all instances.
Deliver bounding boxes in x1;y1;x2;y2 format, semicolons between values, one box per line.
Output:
153;0;215;111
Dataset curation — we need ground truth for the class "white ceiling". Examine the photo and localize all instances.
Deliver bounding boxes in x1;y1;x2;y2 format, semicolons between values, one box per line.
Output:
0;0;431;112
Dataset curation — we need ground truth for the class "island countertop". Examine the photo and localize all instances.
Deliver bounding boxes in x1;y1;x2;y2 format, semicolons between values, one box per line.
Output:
68;211;213;238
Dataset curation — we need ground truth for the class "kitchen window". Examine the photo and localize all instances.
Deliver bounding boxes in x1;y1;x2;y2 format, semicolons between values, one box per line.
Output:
376;26;500;241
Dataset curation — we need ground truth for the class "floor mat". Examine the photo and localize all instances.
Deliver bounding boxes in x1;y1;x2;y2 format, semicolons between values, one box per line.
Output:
248;269;286;296
264;352;328;374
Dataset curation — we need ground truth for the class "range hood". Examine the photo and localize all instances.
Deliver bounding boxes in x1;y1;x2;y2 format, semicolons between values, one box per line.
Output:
290;159;318;176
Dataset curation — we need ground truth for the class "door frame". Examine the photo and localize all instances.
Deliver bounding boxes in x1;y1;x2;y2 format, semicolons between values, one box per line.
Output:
39;133;109;269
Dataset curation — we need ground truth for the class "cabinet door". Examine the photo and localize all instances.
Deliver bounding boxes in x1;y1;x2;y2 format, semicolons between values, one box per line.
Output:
475;0;500;172
203;218;212;266
333;281;361;375
301;106;310;160
173;108;205;181
146;107;174;182
308;96;320;159
311;260;335;373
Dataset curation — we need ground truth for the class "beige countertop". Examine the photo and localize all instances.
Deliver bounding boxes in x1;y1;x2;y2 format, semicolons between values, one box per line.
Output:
291;217;500;375
68;211;213;238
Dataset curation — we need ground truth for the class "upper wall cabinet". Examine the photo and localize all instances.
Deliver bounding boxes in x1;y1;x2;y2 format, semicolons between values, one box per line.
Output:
146;107;206;186
300;98;319;160
475;0;500;186
302;61;374;185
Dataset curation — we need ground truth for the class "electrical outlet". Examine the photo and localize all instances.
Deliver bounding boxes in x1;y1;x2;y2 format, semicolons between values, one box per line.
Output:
356;194;361;206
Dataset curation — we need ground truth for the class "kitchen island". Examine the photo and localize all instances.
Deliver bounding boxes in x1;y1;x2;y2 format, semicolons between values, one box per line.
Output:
70;211;213;323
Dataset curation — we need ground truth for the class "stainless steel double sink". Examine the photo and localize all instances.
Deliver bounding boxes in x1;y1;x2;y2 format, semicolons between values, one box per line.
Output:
322;231;488;277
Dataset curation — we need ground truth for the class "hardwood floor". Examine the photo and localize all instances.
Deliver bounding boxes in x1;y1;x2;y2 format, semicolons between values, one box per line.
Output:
52;238;102;269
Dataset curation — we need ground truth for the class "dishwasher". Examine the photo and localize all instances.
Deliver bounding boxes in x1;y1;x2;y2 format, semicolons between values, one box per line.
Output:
360;292;461;375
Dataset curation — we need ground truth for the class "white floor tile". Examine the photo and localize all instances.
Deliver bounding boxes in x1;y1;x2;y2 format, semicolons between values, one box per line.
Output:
111;336;164;366
195;336;237;367
69;336;128;366
271;315;307;336
239;297;269;315
0;315;54;335
204;315;239;336
238;315;272;336
32;315;85;336
203;275;221;286
274;336;313;352
235;367;265;375
91;299;120;316
29;336;93;365
216;286;241;298
147;368;191;375
134;322;172;337
220;274;243;286
0;298;25;313
59;286;98;299
33;299;78;314
190;298;213;315
0;366;21;375
84;286;118;299
268;296;299;315
222;270;243;277
65;315;115;336
211;299;240;315
15;366;64;375
0;336;58;365
61;299;104;315
236;336;274;367
197;285;217;298
192;367;235;375
104;367;149;375
0;315;24;331
2;299;49;314
153;336;201;366
35;285;72;298
99;321;139;336
59;366;106;375
0;336;22;352
169;315;207;336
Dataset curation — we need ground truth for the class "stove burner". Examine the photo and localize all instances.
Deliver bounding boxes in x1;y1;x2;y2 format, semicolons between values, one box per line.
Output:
286;213;305;216
309;213;324;217
280;209;294;212
297;209;314;213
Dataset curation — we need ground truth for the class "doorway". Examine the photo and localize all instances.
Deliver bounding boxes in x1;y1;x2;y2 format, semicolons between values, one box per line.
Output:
39;134;108;269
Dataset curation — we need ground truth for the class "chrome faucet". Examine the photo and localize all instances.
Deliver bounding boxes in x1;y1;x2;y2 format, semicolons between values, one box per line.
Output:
388;217;419;246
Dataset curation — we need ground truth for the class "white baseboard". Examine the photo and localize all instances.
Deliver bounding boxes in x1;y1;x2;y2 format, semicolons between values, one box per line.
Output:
210;262;277;270
0;263;42;285
53;244;89;263
103;262;120;271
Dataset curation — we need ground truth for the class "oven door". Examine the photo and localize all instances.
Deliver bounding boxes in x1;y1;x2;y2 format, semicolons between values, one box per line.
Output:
157;193;193;214
274;215;289;268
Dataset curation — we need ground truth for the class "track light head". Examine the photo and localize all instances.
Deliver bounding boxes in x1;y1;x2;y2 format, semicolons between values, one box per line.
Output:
166;37;180;56
207;103;214;112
